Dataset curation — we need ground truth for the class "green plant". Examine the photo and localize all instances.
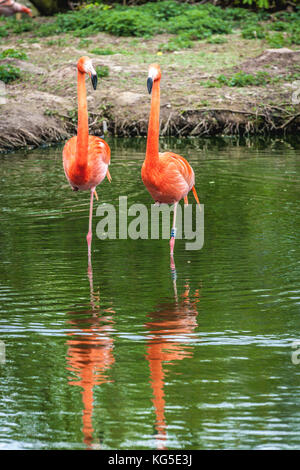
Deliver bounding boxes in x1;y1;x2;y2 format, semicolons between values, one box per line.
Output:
201;70;272;88
90;48;115;55
270;21;290;31
166;8;232;37
45;37;69;47
217;71;271;87
266;32;291;48
3;17;34;33
104;9;159;37
242;0;270;8
242;25;266;39
159;35;193;52
35;23;61;37
0;1;298;51
207;36;228;44
291;30;300;45
0;49;28;60
0;64;21;83
0;26;8;37
199;79;222;88
95;65;109;78
78;38;89;48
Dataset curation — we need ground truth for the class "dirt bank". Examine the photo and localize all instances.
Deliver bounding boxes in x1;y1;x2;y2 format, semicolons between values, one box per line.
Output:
1;30;300;152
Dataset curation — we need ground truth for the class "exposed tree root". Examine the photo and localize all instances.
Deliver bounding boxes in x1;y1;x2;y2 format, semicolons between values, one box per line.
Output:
1;104;299;153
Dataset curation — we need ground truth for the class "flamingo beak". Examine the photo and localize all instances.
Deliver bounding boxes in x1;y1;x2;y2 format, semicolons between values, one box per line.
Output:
147;77;153;95
91;73;98;90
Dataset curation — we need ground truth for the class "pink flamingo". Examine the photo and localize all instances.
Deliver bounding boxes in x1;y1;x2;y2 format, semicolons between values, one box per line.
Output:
142;64;200;257
0;0;32;16
63;57;111;263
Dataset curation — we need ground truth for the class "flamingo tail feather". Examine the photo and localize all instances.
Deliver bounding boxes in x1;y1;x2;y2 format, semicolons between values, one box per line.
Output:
192;186;201;206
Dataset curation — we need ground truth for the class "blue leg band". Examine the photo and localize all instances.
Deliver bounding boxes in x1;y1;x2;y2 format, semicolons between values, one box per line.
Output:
171;228;176;239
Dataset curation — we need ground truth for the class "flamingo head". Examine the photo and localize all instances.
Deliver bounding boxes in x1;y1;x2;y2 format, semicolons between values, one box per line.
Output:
77;56;97;90
21;6;32;16
147;63;161;94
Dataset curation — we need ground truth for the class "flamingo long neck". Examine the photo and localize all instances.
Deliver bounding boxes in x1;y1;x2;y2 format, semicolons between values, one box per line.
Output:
146;79;160;166
76;70;89;167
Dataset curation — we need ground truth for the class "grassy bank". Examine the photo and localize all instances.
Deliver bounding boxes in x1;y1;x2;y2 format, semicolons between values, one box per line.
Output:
0;2;300;151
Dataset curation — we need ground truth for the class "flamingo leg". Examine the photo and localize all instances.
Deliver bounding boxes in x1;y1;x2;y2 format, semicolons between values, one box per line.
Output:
87;188;95;264
170;202;178;256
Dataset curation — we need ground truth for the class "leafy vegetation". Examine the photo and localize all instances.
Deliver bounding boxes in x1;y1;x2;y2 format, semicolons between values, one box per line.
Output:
2;16;34;34
95;65;109;77
242;25;266;39
217;71;272;87
0;26;8;37
0;49;28;60
159;35;193;52
207;36;228;44
266;32;291;48
202;71;274;88
90;48;115;55
0;64;22;83
0;1;299;53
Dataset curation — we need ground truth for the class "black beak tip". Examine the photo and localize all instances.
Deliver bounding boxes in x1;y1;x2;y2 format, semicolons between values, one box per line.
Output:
147;77;153;95
91;73;98;90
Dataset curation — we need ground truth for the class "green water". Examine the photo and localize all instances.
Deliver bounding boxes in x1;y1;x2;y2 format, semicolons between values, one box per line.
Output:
0;137;299;450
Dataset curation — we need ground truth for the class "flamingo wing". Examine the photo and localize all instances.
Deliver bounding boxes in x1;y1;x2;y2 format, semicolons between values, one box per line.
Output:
88;136;111;185
142;152;195;203
63;135;111;190
160;152;194;187
87;135;111;166
63;136;79;188
162;153;200;205
158;152;195;199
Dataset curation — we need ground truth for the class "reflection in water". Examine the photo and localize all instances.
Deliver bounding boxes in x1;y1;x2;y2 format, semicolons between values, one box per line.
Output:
146;257;200;449
66;264;115;449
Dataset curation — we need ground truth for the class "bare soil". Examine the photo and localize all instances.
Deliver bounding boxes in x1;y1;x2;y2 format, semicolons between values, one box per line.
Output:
1;30;300;152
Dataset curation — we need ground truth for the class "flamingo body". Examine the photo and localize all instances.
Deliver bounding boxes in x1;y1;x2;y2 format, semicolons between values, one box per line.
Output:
63;135;110;191
0;0;32;16
142;151;195;204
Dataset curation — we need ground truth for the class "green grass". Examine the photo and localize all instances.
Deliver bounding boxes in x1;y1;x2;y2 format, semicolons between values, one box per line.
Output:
90;48;115;55
159;35;194;52
207;36;229;44
45;37;70;47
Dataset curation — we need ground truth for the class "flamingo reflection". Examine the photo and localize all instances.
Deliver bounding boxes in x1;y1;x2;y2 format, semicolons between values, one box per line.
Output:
146;256;200;449
66;263;115;449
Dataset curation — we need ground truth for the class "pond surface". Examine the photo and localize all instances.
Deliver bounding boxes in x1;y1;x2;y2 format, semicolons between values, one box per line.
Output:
0;137;299;450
